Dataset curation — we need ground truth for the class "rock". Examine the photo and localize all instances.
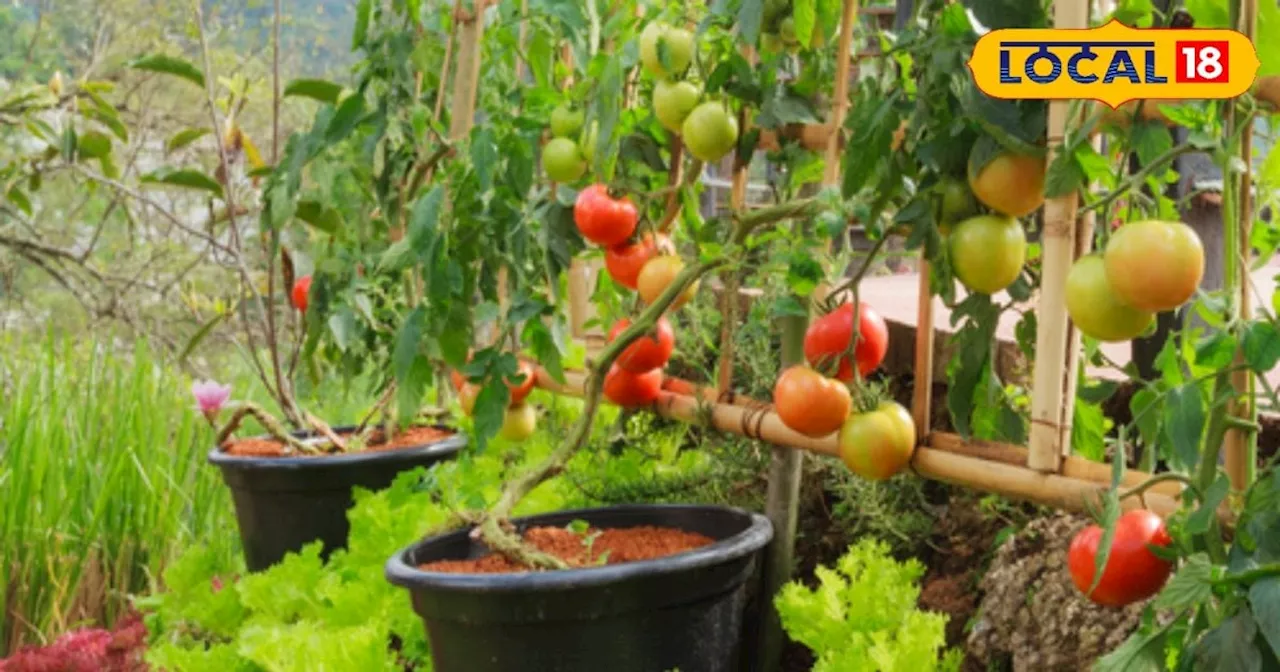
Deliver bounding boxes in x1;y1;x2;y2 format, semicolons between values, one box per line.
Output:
965;513;1146;670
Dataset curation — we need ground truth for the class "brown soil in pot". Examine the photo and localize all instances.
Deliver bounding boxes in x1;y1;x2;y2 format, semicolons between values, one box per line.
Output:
421;525;715;574
222;426;455;457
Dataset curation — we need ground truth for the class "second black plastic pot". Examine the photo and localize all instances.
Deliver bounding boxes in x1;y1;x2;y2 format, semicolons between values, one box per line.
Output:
385;504;773;672
209;425;466;572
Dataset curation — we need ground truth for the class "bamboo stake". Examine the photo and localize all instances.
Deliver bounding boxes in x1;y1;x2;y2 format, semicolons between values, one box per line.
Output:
911;260;935;433
717;46;755;395
1225;0;1258;491
1028;0;1088;473
531;368;1199;520
448;0;487;142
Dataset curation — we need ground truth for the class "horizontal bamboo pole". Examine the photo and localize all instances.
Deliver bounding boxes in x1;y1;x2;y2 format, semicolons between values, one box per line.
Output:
530;367;1208;520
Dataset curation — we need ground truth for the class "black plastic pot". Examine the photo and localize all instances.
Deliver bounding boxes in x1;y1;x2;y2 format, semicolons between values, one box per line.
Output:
385;504;773;672
209;425;466;572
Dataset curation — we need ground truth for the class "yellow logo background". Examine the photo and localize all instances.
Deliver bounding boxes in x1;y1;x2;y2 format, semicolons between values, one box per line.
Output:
968;20;1259;108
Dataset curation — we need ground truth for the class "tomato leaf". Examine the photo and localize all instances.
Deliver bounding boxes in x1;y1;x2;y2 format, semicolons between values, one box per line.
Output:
141;168;223;196
1195;331;1238;370
283;79;344;105
1241;320;1280;374
130;54;206;88
1250;578;1280;655
793;0;816;48
294;200;343;236
6;186;32;216
328;308;358;352
1192;609;1263;672
1093;627;1170;672
1071;398;1108;462
1163;383;1206;471
472;381;510;454
352;0;373;50
737;0;765;46
1155;553;1215;610
325;93;366;144
1187;474;1230;536
1131;121;1173;167
471;128;498;192
393;307;432;423
1088;490;1122;597
523;319;565;385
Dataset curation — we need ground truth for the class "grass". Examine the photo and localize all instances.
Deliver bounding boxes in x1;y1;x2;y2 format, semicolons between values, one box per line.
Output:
0;334;382;655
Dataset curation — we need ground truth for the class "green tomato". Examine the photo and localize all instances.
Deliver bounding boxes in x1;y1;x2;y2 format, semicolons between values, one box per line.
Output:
639;22;694;78
543;137;587;183
1066;254;1154;342
653;79;702;133
949;214;1026;295
779;17;798;45
550;104;584;138
938;179;978;233
681;102;739;163
764;0;790;25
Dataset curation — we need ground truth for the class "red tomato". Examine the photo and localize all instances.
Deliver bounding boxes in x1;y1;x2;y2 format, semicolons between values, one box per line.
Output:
450;369;466;391
1068;510;1173;607
602;364;663;407
607;317;675;373
605;233;675;290
291;276;312;313
574;184;638;247
773;366;852;438
803;302;889;381
506;361;537;406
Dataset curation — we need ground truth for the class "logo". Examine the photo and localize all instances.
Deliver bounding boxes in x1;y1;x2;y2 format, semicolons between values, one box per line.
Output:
967;20;1259;108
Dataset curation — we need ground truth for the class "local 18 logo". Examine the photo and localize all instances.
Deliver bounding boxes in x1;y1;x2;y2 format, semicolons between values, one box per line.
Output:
967;20;1259;108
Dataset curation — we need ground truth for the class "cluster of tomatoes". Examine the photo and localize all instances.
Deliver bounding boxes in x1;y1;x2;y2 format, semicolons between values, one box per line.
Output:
452;360;539;443
641;22;739;164
943;150;1043;296
573;185;686;407
542;103;597;185
773;302;918;481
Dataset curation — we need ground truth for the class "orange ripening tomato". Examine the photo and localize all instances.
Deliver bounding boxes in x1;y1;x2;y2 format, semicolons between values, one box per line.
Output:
505;361;537;407
773;366;852;438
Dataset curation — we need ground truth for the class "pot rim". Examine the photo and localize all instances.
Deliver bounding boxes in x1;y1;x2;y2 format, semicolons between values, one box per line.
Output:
384;503;773;592
208;423;467;469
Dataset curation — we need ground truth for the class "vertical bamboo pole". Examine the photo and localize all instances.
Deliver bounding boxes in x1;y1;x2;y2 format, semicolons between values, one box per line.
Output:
1028;0;1088;473
717;44;756;395
1225;0;1258;491
911;263;935;431
448;0;487;142
756;3;858;671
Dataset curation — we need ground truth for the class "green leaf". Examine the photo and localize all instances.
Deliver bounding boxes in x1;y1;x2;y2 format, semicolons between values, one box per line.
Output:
283;79;344;105
393;307;431;422
166;128;210;154
1131;122;1173;167
6;187;32;216
130;54;206;88
1193;609;1263;672
326;93;366;144
472;382;510;452
1154;553;1214;610
793;0;816;48
1045;147;1084;198
1196;331;1238;370
523;319;565;384
1163;384;1206;470
1187;474;1230;536
353;0;373;50
1094;628;1169;672
471;128;498;192
328;309;358;352
179;312;228;363
1072;399;1108;462
1242;321;1280;374
141;169;223;196
738;0;765;46
770;295;809;319
77;131;112;160
294;200;342;235
1250;578;1280;655
1089;491;1122;597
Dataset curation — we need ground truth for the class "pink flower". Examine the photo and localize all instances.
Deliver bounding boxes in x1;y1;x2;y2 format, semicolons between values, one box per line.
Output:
191;379;231;421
